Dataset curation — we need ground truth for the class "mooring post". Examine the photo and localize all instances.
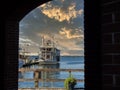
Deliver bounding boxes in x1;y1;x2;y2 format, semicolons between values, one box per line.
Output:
34;71;39;88
69;71;72;77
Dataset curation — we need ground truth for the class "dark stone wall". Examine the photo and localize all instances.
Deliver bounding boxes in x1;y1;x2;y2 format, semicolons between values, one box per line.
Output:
3;1;52;90
84;0;101;90
101;0;120;90
4;20;19;90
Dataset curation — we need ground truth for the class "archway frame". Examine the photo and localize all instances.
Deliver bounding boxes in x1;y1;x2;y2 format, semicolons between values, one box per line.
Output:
3;0;101;90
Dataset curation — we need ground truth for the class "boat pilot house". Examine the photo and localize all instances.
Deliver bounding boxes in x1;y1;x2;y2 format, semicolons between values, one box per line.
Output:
39;38;60;64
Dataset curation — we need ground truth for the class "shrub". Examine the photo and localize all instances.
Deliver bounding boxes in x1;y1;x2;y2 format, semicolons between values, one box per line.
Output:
64;72;77;90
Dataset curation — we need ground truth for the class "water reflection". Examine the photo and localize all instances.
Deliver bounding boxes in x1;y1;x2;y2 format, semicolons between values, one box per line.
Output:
19;63;60;87
35;64;60;79
18;56;84;88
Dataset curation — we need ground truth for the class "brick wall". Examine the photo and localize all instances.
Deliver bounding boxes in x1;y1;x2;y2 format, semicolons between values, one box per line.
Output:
4;20;19;90
101;0;120;90
3;1;51;90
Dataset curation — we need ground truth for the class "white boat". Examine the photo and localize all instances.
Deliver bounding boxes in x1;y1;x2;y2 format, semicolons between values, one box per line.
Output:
38;36;60;65
19;35;60;66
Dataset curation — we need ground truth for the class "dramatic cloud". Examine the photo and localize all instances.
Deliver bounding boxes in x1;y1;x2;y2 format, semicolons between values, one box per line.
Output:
39;0;83;22
19;37;40;53
19;37;39;46
36;28;84;51
59;27;83;39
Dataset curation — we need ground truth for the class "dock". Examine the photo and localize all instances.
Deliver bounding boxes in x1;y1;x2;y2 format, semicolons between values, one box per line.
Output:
19;68;84;88
19;68;84;72
19;78;84;82
19;68;84;82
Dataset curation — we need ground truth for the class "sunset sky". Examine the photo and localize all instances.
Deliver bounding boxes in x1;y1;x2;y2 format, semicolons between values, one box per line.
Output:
19;0;84;56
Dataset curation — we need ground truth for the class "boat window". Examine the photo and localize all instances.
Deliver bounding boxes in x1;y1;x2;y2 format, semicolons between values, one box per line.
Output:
47;48;51;51
46;55;50;59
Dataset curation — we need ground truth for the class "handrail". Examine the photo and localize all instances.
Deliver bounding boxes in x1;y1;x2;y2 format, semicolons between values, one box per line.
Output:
19;78;84;82
19;68;84;72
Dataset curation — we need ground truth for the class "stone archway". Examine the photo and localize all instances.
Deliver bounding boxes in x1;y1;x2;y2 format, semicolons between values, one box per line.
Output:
4;1;52;90
4;0;101;90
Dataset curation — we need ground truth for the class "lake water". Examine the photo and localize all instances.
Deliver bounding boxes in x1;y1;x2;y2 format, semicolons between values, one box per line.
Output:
18;56;84;88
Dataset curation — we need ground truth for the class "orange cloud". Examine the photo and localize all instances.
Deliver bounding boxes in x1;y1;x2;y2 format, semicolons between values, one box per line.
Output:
39;2;83;22
59;27;84;39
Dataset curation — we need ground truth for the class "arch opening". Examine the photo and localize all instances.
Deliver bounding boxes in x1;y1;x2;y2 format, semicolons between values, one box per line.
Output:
18;0;84;89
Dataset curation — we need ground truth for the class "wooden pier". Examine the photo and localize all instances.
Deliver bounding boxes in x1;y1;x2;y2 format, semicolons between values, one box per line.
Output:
19;68;84;82
19;78;84;82
19;68;84;72
19;68;84;88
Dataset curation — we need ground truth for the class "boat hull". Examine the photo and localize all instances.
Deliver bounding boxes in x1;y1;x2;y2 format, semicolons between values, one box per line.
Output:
39;61;58;65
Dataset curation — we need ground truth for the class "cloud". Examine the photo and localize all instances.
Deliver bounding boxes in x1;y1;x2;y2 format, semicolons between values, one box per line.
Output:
19;37;39;46
61;50;84;56
57;39;83;50
36;30;83;51
61;0;65;3
39;1;83;22
19;37;40;53
59;27;83;39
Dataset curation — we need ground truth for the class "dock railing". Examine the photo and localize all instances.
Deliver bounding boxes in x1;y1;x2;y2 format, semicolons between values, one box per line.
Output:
19;68;84;89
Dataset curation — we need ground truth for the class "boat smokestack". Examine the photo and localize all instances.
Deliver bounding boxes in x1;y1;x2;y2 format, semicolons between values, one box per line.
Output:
42;36;44;46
